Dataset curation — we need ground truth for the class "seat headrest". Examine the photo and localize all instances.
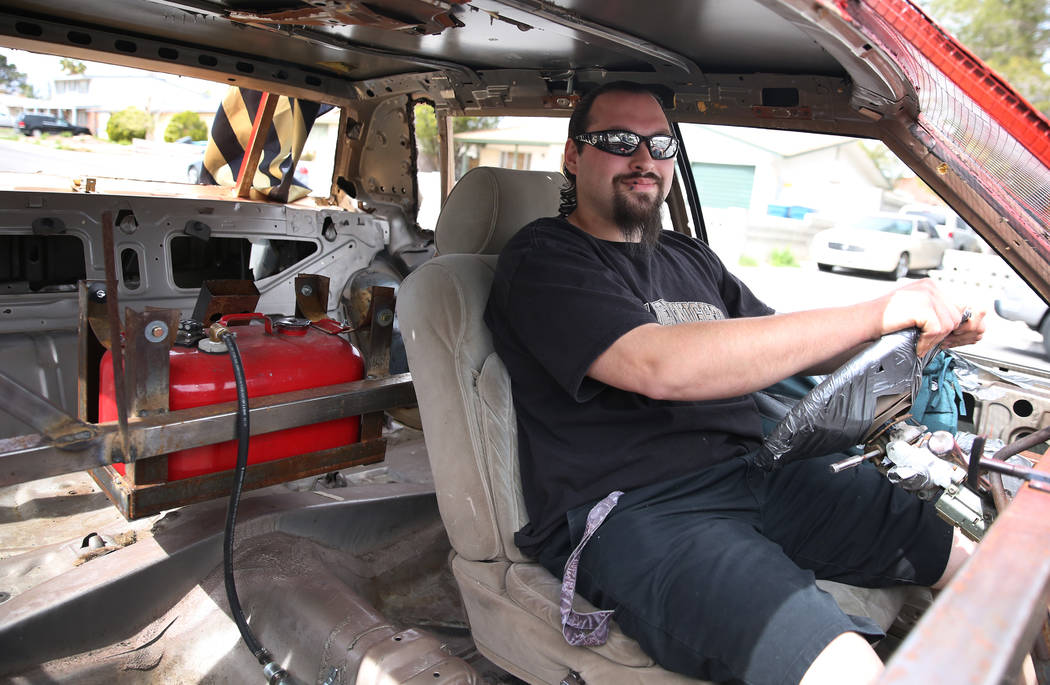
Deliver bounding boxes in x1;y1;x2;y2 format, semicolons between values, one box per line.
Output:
435;167;566;256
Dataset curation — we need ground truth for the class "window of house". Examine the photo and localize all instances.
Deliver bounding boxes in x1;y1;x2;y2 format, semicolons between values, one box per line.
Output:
498;151;532;170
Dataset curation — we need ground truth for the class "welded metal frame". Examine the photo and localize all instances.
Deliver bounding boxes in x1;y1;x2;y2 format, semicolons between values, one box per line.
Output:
880;457;1050;684
91;438;389;519
0;373;415;485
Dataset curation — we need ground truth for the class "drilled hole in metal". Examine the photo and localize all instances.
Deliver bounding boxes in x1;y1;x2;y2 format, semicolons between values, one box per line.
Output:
16;22;43;37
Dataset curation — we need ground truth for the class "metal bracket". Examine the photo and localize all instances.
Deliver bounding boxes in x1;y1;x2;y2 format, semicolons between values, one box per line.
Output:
935;485;992;542
294;273;331;321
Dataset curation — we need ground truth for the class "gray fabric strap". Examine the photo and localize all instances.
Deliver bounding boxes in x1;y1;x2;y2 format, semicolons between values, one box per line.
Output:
559;490;623;646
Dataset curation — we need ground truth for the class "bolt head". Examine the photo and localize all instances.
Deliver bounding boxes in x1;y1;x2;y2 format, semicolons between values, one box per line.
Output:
151;325;165;338
300;285;314;296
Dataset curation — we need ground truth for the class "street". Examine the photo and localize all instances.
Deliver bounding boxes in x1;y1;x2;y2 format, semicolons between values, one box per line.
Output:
735;263;1049;374
0;136;199;184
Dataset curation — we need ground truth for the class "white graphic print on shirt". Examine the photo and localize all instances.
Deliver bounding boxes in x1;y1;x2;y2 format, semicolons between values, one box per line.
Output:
644;298;725;325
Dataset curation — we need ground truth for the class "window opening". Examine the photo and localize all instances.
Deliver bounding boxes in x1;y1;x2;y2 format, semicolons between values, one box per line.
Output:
2;47;336;197
120;248;141;290
412;102;505;230
0;235;86;293
170;236;317;288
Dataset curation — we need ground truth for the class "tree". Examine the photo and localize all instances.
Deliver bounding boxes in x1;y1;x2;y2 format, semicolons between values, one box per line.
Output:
106;106;152;143
163;110;208;142
920;0;1050;114
859;140;909;184
0;55;31;97
58;58;86;75
413;103;500;172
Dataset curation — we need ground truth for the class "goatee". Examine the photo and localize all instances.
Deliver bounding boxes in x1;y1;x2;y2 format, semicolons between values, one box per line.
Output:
612;173;664;254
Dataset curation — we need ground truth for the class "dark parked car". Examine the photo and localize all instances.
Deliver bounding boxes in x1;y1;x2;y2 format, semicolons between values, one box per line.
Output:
15;113;91;136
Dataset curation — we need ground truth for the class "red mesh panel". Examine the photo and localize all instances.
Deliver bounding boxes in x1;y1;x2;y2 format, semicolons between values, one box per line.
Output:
844;0;1050;243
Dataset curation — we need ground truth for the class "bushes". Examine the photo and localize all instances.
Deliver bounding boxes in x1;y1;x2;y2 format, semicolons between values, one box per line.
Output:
106;107;151;143
768;248;799;267
739;249;800;267
104;109;207;143
163;111;207;143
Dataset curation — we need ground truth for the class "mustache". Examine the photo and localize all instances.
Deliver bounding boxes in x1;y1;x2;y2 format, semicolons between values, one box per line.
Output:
614;172;662;185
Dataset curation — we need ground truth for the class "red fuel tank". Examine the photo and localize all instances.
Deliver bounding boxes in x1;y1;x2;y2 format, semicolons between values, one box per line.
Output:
100;314;365;481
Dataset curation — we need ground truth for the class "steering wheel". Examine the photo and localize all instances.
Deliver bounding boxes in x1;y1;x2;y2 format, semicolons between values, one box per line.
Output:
755;328;934;470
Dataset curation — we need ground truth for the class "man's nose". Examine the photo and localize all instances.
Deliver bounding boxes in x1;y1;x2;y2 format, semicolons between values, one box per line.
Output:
629;143;656;168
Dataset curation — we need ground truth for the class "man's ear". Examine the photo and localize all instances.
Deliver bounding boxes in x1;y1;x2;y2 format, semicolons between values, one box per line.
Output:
564;138;579;175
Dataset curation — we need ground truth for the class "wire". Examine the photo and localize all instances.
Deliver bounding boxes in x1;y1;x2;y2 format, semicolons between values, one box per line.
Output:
221;331;291;684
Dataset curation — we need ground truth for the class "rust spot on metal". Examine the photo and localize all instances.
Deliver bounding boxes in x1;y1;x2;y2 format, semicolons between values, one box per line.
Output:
228;0;468;35
191;280;260;325
752;105;814;120
294;273;331;322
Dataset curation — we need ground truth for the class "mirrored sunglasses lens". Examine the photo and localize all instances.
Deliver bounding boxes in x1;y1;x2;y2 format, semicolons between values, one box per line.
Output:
604;132;640;155
648;136;677;159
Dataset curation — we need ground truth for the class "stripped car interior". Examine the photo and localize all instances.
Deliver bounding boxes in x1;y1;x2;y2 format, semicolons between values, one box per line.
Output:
1;0;1050;684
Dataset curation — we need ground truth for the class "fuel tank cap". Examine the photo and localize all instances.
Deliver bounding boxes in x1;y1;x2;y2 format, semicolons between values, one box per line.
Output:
273;316;311;336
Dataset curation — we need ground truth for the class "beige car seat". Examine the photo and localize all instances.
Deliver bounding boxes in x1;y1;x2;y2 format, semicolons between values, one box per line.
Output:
397;166;908;685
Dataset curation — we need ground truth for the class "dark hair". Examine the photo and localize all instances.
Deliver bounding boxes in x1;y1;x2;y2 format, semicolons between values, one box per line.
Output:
559;81;671;216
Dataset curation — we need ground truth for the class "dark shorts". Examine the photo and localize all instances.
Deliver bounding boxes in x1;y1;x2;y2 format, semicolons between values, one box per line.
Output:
536;453;954;685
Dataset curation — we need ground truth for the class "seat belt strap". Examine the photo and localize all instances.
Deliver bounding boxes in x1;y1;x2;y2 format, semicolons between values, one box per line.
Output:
559;490;623;646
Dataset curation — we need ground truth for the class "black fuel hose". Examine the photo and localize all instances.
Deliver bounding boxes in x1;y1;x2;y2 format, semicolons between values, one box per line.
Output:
221;331;292;685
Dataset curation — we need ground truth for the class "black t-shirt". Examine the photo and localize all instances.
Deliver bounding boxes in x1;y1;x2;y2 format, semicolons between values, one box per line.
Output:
484;217;775;556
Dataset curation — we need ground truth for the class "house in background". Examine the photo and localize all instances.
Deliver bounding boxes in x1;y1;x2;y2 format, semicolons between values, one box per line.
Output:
453;117;566;176
0;92;64;125
678;124;899;261
48;66;220;139
680;125;892;218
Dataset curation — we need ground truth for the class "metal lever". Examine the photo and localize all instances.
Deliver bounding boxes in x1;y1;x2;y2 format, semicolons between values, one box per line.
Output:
829;448;881;474
979;456;1050;486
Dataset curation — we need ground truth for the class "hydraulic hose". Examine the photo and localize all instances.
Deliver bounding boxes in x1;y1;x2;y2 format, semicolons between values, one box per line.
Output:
221;330;293;685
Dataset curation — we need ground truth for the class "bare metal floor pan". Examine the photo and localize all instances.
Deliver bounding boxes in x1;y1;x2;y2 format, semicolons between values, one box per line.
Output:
0;427;516;683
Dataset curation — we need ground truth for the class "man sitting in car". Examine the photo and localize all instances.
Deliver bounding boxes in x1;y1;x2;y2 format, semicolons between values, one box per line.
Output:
485;81;986;685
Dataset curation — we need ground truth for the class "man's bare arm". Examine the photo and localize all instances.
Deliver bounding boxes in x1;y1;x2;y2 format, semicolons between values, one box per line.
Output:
797;307;988;377
588;279;982;402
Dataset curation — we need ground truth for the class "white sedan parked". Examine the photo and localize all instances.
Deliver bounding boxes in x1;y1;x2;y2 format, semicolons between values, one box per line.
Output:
811;213;952;280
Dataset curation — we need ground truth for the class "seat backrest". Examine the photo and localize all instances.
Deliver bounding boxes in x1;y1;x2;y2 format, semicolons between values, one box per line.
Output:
398;167;565;563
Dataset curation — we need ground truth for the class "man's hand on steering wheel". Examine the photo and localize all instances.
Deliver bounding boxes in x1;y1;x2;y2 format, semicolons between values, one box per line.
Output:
876;279;986;357
940;309;987;349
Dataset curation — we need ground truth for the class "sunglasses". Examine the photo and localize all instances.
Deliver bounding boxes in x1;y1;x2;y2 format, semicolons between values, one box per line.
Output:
573;129;679;160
